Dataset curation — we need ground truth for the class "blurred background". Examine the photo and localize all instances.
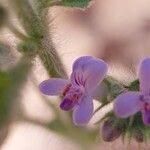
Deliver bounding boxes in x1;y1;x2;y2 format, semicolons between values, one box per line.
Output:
0;0;150;149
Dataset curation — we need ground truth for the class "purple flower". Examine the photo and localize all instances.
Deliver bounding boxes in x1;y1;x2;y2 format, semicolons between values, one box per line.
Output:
39;56;108;125
114;58;150;125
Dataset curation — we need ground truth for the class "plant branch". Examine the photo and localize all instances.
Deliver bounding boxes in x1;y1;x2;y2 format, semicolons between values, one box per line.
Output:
93;102;111;115
6;22;28;41
10;0;68;78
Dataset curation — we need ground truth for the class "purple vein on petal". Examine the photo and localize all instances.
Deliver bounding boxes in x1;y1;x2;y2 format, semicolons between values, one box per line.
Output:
71;56;108;94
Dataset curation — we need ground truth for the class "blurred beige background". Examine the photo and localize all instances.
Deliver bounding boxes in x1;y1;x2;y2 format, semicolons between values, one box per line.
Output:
1;0;150;149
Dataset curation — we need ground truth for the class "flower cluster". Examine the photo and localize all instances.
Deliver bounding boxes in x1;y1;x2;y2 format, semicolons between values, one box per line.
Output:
39;56;150;128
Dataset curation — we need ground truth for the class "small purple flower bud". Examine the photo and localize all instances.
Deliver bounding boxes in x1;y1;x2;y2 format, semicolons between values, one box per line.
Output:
101;120;122;142
132;129;144;143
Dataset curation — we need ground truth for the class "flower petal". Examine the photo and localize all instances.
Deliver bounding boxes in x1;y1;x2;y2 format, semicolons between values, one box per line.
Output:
60;98;76;111
39;78;68;95
142;109;150;125
72;56;93;72
73;96;93;125
114;92;141;118
71;56;92;85
139;58;150;94
71;56;108;94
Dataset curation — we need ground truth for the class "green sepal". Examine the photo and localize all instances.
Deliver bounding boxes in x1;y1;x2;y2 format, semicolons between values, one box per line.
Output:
126;79;140;91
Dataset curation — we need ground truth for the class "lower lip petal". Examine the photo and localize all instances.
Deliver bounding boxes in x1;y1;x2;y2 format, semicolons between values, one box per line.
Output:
60;98;75;111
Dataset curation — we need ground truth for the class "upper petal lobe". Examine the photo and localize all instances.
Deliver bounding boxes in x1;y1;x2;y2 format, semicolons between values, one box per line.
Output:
71;56;108;94
139;58;150;94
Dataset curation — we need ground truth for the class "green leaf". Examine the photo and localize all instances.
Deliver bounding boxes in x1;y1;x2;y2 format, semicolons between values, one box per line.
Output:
38;0;91;8
59;0;91;8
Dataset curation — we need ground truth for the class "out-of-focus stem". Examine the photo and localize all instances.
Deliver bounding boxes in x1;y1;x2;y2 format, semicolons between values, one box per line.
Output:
6;22;28;41
30;75;60;116
9;0;43;38
19;114;48;128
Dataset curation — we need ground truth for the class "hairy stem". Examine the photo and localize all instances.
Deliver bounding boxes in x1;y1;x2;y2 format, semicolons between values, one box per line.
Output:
38;36;68;78
37;8;68;78
10;0;68;78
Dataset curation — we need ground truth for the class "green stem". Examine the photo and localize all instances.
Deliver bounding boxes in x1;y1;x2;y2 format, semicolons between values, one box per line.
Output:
126;116;134;145
38;8;68;78
9;0;43;39
138;143;142;150
94;114;109;125
10;0;68;78
38;37;68;78
18;114;48;128
129;116;134;127
6;22;28;41
93;102;111;115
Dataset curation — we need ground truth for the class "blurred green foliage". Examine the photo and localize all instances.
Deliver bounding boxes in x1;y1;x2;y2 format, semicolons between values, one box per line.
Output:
0;5;7;28
17;41;38;56
0;57;31;129
48;118;99;148
11;0;44;40
0;42;16;70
